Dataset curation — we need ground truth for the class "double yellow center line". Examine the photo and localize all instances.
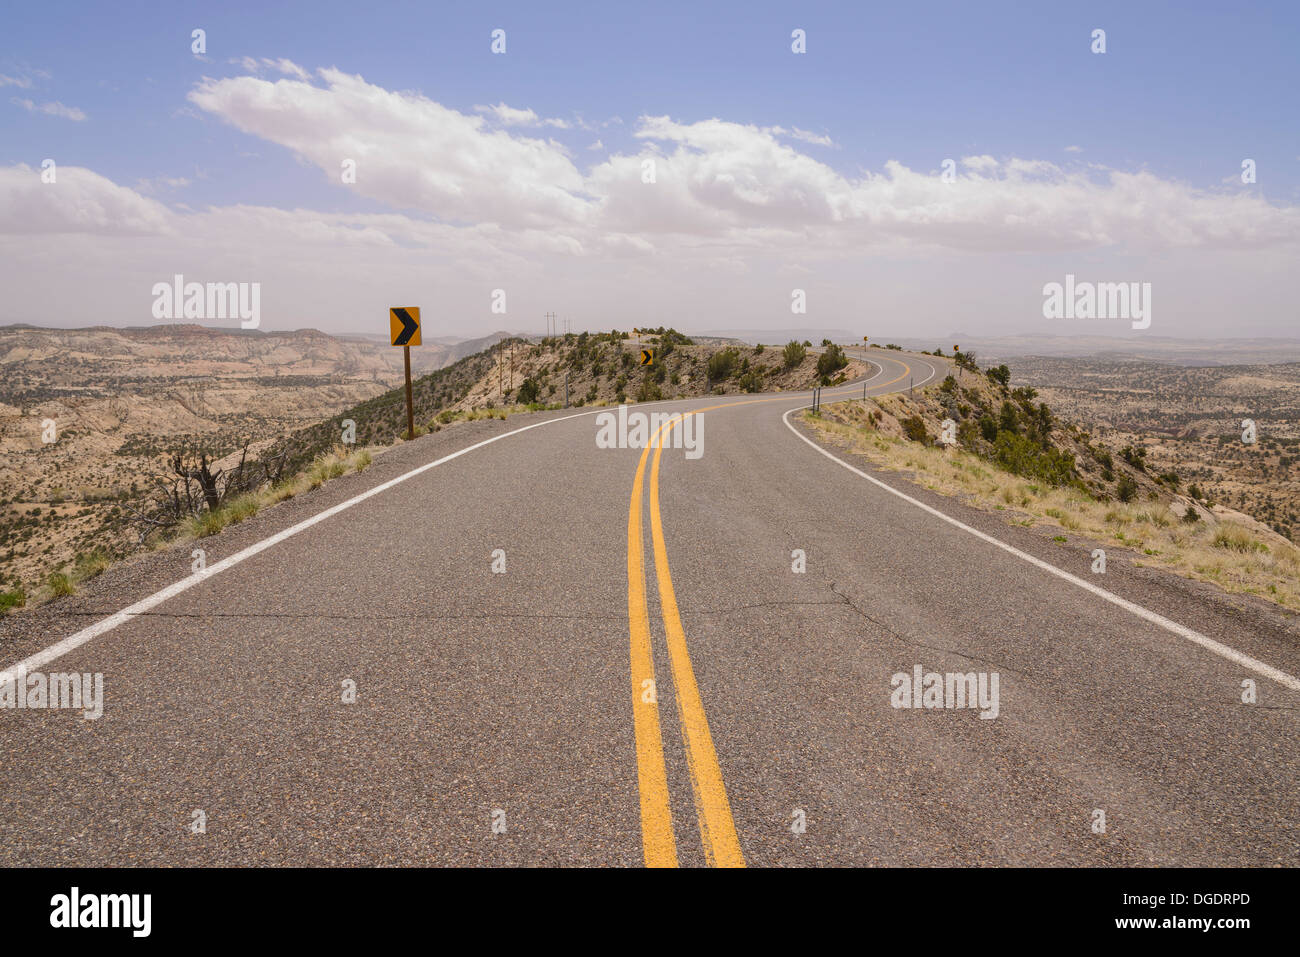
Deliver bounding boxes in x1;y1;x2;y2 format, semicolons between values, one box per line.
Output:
626;403;748;867
623;362;915;867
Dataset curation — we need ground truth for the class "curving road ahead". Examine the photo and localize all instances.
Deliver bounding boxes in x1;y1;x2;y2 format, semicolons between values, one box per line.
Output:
2;350;1299;867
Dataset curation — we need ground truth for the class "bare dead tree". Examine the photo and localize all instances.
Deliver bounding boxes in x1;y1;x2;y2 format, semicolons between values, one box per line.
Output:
171;449;225;513
123;436;301;544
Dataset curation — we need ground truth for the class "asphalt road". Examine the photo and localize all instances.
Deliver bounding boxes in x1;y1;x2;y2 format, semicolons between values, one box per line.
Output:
2;350;1299;867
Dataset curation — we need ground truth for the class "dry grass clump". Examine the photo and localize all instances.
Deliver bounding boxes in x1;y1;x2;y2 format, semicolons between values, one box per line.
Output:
805;410;1300;610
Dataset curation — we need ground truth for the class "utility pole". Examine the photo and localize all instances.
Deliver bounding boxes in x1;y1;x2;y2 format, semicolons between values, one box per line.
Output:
545;311;555;338
564;371;569;408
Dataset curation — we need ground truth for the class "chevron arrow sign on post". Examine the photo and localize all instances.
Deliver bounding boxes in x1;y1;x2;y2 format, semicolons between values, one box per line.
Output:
389;307;421;439
390;307;421;347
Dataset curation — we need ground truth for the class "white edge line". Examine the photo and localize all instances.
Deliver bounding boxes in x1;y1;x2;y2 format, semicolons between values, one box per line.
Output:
0;408;607;683
782;384;1300;694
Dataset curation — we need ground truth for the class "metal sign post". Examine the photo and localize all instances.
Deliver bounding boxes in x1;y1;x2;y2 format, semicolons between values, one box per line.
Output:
389;307;421;440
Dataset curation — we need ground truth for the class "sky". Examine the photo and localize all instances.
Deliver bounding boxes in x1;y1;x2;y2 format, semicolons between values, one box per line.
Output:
1;0;1297;341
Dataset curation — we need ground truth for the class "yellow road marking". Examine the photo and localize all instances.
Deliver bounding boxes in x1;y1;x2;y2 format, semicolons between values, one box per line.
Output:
650;414;746;867
623;355;918;866
627;436;678;867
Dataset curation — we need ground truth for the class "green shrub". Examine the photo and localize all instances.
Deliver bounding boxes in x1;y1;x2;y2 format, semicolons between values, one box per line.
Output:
1121;446;1147;471
0;587;26;611
47;572;75;597
636;377;663;402
708;348;740;380
226;495;260;523
902;416;930;444
188;510;227;538
517;378;540;404
998;401;1019;434
994;431;1077;486
1116;474;1138;503
816;344;848;378
73;548;111;581
782;340;807;368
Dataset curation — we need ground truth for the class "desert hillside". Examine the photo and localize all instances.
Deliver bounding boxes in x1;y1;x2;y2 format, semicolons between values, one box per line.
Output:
0;323;503;594
805;355;1299;609
269;331;867;475
0;327;864;607
1004;356;1300;544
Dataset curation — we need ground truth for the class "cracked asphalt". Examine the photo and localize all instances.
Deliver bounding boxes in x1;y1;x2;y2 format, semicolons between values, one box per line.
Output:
2;350;1299;866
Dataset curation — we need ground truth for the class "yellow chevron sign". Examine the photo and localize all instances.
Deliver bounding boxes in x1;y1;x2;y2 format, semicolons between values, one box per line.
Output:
390;307;421;346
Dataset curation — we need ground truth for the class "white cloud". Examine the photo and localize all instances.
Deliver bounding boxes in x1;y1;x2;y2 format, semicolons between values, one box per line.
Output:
788;127;835;147
474;101;571;129
475;101;538;125
228;57;311;80
1;65;1297;337
0;164;172;234
10;97;86;121
134;176;192;194
190;71;590;228
1064;145;1083;153
0;74;32;89
180;73;1300;253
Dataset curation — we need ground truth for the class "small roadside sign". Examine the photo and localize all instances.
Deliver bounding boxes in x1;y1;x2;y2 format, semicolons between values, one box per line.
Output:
389;306;421;440
390;307;421;347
